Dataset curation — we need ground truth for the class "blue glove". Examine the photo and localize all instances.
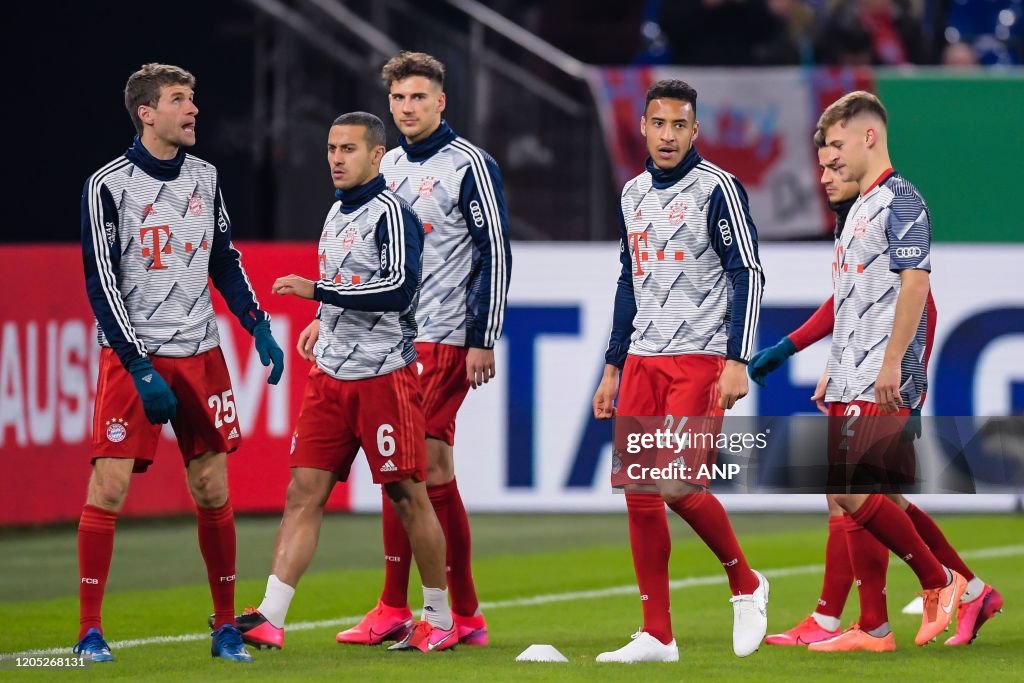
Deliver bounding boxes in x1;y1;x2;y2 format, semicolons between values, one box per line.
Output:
901;407;922;442
126;357;178;424
748;337;797;388
253;321;284;385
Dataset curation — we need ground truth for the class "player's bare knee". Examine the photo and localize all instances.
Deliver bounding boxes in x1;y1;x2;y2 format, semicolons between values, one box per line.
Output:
90;477;129;511
189;473;228;508
826;493;845;516
425;462;454;487
284;471;332;513
659;482;702;506
284;478;318;510
383;479;424;521
886;492;908;509
425;439;454;486
88;462;131;510
832;493;859;512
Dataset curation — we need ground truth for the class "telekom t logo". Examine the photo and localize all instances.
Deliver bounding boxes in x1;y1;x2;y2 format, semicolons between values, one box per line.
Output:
629;231;649;276
140;225;172;270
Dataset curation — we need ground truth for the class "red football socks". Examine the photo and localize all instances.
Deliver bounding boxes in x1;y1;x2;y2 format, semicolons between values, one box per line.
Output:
197;500;237;630
817;516;855;619
380;489;413;609
435;479;479;616
668;493;759;595
78;504;117;639
626;493;673;644
843;514;890;632
850;494;947;589
905;503;975;581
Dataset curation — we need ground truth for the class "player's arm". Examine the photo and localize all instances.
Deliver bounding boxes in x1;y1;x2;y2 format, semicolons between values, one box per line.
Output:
749;296;834;387
876;192;932;413
789;297;835;350
81;178;147;367
81;176;177;422
458;150;512;388
208;179;270;332
310;197;423;311
209;179;283;384
707;177;764;408
458;149;513;349
594;205;636;420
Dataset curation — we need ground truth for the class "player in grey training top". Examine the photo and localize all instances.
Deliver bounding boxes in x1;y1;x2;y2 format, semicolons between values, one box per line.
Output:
322;51;511;648
826;171;931;410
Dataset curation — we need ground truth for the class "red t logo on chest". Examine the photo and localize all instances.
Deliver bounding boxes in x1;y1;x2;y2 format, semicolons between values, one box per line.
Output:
139;225;172;270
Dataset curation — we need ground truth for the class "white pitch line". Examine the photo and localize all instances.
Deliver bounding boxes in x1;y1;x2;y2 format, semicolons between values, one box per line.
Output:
3;543;1021;660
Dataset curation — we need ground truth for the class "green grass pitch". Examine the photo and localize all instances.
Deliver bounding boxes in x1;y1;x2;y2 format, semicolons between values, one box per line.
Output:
2;512;1022;681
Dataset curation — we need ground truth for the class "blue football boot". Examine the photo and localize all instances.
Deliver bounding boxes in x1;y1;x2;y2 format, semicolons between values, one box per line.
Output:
211;624;254;663
73;627;114;663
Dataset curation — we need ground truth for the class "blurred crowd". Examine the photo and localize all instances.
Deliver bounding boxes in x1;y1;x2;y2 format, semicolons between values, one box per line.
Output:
509;0;1024;67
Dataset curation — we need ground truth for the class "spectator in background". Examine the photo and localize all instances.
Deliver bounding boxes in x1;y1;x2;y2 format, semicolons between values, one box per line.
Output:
661;0;801;65
768;0;818;62
816;11;877;65
818;0;928;65
942;40;980;67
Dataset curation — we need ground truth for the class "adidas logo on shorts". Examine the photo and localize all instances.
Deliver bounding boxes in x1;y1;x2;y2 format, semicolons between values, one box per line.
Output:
380;460;398;473
228;427;239;440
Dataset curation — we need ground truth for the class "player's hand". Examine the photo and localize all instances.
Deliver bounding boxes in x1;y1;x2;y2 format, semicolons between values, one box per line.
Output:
874;361;902;414
272;275;315;299
466;347;496;389
717;360;749;410
748;337;797;388
593;365;621;420
811;370;829;414
900;407;922;442
126;357;178;424
253;321;284;385
297;319;320;362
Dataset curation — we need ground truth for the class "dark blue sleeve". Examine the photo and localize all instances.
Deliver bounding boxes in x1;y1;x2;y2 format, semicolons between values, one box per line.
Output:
604;205;637;368
707;179;764;363
458;150;512;348
81;177;147;367
208;180;269;334
886;189;932;273
314;197;422;312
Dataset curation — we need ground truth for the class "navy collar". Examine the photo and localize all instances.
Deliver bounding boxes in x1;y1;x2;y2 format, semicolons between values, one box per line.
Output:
399;120;457;162
335;173;386;212
645;145;703;189
831;197;858;238
124;136;185;181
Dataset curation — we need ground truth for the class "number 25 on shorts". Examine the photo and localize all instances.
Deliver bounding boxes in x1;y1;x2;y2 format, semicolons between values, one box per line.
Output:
208;390;237;428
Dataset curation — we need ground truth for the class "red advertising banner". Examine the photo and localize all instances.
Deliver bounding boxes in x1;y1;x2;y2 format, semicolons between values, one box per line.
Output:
0;243;353;526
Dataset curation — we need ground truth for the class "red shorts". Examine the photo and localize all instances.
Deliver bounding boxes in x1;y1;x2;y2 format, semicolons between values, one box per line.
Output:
415;342;470;446
614;354;726;488
827;400;915;492
91;347;241;473
290;364;426;484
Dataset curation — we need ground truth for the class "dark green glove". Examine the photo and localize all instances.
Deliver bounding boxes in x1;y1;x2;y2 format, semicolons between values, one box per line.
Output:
127;357;178;424
254;322;284;385
748;337;797;388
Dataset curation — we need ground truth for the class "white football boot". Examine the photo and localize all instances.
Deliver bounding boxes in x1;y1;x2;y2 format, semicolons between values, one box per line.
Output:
730;570;769;657
596;630;679;663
